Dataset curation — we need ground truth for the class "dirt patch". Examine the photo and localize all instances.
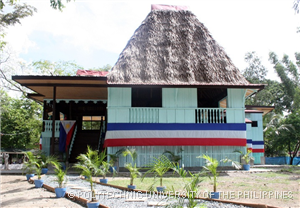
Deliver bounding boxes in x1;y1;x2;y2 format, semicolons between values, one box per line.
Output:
0;175;84;207
202;171;300;208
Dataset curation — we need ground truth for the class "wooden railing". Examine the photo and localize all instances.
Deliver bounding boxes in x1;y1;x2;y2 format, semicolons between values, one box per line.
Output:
195;108;226;123
129;108;159;123
127;107;226;123
42;120;61;137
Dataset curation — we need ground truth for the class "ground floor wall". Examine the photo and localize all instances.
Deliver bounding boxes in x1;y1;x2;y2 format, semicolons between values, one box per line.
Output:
107;146;246;168
253;153;264;164
41;137;51;156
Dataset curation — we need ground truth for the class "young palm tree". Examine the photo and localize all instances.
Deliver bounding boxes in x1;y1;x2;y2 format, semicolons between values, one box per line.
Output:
22;152;37;175
234;149;254;164
74;146;103;202
95;150;115;180
143;155;174;187
122;148;141;187
39;153;58;169
197;154;219;192
52;161;68;188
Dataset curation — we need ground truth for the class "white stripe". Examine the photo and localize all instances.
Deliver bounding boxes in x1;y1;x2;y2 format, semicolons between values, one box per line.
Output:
247;143;252;148
106;130;246;140
252;145;264;149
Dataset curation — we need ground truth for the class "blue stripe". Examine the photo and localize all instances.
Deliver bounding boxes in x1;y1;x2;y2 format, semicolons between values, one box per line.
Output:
247;139;252;143
107;123;246;131
252;141;264;145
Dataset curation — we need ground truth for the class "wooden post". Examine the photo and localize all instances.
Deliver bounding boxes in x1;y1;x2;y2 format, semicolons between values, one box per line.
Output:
51;86;56;155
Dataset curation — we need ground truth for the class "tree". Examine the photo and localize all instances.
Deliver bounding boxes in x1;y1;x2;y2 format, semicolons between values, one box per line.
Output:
89;64;112;72
0;3;36;27
263;113;292;157
31;60;83;76
0;0;71;11
283;110;300;165
0;3;37;50
0;90;42;150
242;51;285;114
263;111;300;165
246;79;285;114
242;51;268;83
293;0;300;14
269;52;300;113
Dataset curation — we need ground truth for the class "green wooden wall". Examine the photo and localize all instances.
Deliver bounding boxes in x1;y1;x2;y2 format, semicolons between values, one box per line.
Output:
226;89;246;123
108;146;245;168
245;112;264;164
41;137;51;156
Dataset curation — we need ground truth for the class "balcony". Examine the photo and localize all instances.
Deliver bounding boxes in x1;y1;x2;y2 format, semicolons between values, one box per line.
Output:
108;107;230;123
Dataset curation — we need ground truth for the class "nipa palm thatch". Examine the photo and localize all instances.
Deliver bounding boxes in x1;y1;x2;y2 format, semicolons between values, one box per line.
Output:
108;9;249;85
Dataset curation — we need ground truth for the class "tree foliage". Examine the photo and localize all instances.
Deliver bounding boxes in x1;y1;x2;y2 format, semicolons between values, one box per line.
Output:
293;0;300;14
50;0;72;11
0;90;42;150
243;52;284;114
31;60;83;76
269;52;300;113
243;51;267;83
244;51;300;159
0;0;73;11
0;2;36;27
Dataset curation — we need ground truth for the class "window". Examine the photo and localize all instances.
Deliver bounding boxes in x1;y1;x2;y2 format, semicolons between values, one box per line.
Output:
132;88;162;107
251;121;258;127
82;116;104;130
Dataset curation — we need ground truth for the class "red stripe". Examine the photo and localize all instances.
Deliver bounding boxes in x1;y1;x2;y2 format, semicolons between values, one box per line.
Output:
252;149;264;153
104;138;246;147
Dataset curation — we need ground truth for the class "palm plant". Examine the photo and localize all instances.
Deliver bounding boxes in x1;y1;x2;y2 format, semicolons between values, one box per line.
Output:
22;152;37;175
35;162;43;179
163;148;183;166
197;154;219;193
125;162;141;186
143;155;174;188
169;166;204;208
108;148;124;165
74;146;102;202
52;161;68;188
97;161;114;180
234;149;254;164
122;148;141;187
39;153;58;169
95;149;115;182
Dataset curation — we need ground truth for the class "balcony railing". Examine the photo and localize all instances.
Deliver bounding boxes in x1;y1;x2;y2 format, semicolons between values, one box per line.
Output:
195;108;226;123
129;108;159;123
42;120;61;137
126;107;226;123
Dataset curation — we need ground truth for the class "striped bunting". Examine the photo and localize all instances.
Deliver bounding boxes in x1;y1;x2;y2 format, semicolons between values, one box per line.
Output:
252;141;264;153
104;123;247;147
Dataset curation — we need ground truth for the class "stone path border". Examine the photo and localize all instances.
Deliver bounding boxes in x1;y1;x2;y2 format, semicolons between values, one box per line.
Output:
28;177;109;208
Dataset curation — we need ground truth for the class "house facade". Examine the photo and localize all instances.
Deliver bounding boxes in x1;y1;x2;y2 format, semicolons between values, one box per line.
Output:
12;5;269;167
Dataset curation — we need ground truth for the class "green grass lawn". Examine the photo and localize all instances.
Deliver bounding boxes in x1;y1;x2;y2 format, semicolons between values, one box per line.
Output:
108;177;188;191
104;168;300;208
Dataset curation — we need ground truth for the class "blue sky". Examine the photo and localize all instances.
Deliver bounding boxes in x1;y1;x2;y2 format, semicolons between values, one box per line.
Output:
5;0;300;80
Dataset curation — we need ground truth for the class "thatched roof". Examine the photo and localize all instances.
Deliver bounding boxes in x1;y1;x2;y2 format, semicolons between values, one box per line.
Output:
108;9;251;86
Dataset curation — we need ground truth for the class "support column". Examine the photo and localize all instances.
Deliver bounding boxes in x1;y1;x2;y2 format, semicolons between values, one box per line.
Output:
51;86;56;155
226;88;246;123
